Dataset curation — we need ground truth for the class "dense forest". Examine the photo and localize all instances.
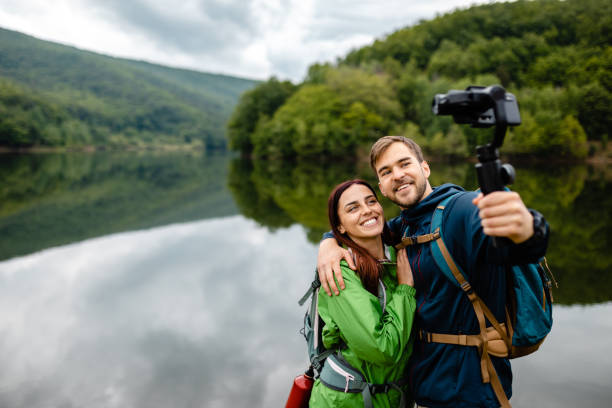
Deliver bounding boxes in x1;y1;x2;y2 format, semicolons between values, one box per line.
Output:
228;0;611;159
0;28;257;149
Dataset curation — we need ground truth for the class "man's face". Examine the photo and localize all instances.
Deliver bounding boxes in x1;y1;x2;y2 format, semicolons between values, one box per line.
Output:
375;142;432;209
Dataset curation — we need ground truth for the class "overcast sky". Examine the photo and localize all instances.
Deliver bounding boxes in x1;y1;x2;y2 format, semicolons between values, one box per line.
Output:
0;0;499;82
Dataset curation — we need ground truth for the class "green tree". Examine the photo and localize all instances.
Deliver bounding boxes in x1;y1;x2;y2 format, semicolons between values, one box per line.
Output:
577;82;612;141
226;77;296;153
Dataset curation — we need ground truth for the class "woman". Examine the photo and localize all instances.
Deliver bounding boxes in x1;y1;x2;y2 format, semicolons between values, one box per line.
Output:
309;179;416;407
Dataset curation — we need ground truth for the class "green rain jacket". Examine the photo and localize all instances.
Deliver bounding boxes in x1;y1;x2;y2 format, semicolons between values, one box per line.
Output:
309;247;417;407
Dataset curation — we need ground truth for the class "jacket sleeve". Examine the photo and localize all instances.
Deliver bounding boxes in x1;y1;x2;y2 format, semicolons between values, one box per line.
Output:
321;231;334;241
318;265;416;365
444;192;550;275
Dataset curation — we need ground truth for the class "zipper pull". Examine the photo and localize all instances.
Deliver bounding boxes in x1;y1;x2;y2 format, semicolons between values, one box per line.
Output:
344;374;355;393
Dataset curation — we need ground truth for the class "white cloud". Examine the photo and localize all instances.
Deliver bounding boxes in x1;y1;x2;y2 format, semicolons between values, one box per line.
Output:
0;0;501;81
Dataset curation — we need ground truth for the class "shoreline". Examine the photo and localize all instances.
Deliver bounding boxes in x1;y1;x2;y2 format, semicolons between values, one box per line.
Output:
0;144;210;154
1;143;610;165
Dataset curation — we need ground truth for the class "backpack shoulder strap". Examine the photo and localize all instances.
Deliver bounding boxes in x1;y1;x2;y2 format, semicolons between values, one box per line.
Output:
298;273;320;306
429;194;506;332
428;194;467;290
426;194;514;408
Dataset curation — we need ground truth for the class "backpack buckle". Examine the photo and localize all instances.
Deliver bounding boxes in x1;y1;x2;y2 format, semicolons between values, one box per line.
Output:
370;383;390;394
418;330;432;343
460;281;473;295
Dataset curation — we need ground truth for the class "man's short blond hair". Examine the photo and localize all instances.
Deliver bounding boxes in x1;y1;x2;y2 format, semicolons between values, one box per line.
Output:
369;136;425;172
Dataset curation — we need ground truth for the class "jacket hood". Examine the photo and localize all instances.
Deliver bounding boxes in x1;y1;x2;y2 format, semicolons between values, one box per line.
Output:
399;183;465;223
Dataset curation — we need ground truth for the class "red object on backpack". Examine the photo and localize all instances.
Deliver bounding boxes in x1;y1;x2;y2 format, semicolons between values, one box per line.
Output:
285;368;314;408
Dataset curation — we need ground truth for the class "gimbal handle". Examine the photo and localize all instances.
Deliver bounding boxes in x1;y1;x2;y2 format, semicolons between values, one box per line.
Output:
475;124;515;195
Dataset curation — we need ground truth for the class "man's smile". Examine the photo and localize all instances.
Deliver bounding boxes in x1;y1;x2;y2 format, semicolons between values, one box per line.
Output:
394;181;413;192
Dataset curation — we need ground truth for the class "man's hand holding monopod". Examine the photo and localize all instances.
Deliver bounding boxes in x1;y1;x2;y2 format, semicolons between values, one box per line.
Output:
472;190;534;244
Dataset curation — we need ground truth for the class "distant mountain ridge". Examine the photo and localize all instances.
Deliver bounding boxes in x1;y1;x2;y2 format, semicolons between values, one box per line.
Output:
0;27;259;149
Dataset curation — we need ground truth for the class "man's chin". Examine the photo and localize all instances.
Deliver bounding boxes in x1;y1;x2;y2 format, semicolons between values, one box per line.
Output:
390;195;419;209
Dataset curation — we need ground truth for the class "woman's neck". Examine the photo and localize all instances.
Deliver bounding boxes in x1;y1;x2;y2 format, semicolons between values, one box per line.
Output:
352;236;384;260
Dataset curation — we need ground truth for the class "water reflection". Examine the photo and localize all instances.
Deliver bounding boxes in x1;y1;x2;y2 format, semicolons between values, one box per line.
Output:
229;157;612;305
0;215;610;407
0;217;315;408
0;151;610;407
0;152;238;261
512;302;612;408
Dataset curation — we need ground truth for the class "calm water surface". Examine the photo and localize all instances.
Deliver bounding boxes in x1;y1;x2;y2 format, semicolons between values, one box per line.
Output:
0;151;610;407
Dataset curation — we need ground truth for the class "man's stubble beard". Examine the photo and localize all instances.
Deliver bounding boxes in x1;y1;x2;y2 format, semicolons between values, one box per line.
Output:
389;175;428;210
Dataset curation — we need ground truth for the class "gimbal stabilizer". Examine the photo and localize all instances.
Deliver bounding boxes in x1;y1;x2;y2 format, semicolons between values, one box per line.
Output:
432;85;521;194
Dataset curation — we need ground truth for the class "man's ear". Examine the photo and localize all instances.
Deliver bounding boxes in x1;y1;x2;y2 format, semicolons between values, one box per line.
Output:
421;161;431;178
378;181;388;198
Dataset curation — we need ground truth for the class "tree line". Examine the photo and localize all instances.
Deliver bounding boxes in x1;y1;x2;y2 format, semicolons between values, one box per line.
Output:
228;0;611;159
0;28;257;149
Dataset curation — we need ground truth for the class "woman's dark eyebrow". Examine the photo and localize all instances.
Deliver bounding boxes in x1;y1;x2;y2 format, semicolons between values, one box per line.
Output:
343;200;359;209
343;194;376;209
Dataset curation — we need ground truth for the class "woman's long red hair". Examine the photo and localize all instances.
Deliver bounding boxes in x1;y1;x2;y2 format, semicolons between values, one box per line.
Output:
328;179;394;295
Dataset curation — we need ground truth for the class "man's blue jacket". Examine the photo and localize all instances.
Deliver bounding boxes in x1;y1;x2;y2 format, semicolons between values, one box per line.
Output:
386;183;549;407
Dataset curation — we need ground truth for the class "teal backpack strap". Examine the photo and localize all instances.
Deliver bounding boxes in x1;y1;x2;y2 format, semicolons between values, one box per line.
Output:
428;194;465;289
429;194;508;336
298;272;320;306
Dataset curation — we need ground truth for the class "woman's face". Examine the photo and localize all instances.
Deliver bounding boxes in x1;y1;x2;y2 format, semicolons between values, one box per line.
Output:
337;184;384;241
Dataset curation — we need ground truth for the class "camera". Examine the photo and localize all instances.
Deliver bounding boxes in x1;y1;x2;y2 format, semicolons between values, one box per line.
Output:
432;85;521;196
432;85;521;131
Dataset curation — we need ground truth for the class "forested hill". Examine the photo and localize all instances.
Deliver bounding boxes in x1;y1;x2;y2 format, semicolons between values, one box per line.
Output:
0;27;258;149
229;0;611;159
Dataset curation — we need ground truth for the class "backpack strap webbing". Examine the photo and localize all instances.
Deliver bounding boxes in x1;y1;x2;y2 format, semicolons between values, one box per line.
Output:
432;220;511;352
432;202;512;408
298;275;321;306
395;231;440;249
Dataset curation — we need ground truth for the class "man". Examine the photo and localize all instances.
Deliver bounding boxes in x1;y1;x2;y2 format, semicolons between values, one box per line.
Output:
318;136;549;407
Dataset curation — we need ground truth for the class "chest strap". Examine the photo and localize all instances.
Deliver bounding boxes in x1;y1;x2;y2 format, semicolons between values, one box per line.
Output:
395;231;440;250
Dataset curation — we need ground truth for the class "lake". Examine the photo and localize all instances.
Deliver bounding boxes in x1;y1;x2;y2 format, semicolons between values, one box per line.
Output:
0;151;610;407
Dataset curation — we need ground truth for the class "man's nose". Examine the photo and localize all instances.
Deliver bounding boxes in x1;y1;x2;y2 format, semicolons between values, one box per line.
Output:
392;166;403;179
